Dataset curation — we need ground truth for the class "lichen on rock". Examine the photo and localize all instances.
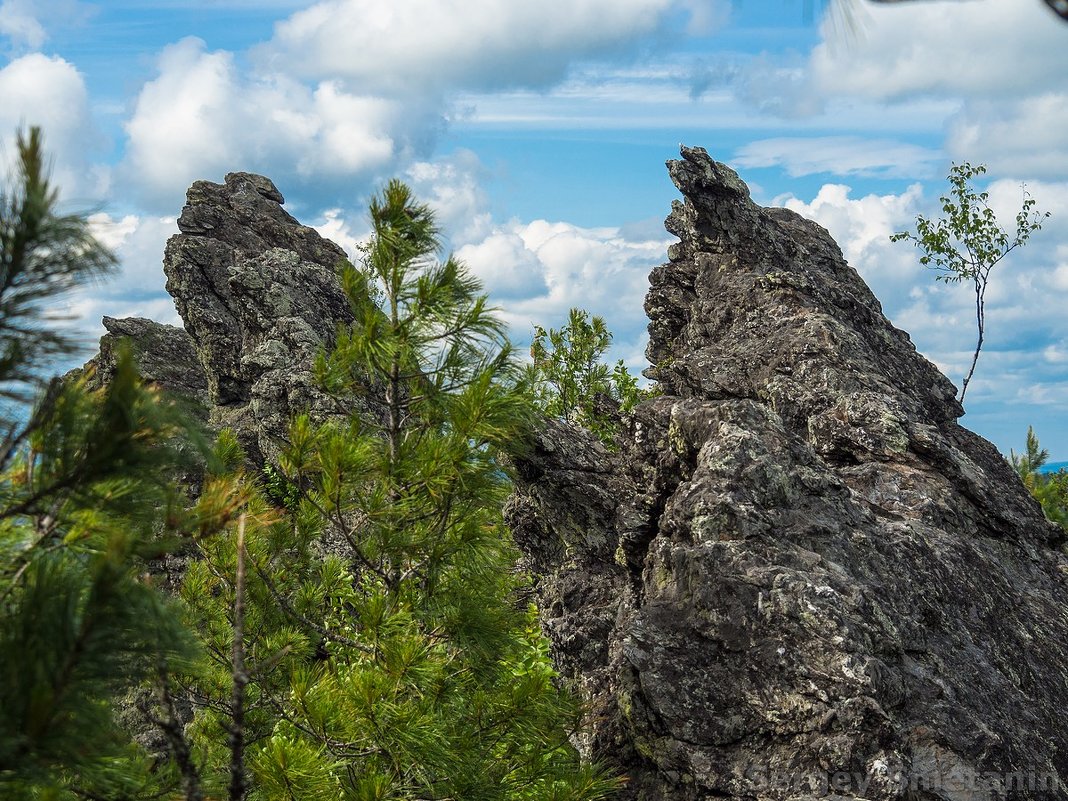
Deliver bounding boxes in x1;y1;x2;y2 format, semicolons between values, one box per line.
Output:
506;146;1068;800
90;171;383;467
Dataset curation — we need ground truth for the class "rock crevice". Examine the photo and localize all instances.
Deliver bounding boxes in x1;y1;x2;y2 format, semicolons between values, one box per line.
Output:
92;171;376;465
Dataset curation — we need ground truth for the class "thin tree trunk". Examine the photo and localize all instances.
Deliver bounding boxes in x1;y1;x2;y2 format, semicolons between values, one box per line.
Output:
228;514;248;801
959;280;984;405
386;273;402;589
150;663;204;801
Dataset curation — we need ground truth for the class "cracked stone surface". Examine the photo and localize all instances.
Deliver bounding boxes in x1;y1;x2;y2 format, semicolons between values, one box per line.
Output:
505;146;1068;800
80;315;209;419
160;171;361;464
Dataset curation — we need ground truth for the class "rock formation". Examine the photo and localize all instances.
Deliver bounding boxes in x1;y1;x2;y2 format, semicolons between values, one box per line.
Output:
90;152;1068;800
87;172;371;466
506;147;1068;800
165;171;367;464
79;315;209;416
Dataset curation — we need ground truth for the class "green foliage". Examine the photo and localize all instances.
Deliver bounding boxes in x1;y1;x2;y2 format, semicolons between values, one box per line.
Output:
1011;426;1068;530
891;162;1049;404
0;349;222;799
260;462;301;510
528;307;653;445
0;130;616;801
180;181;619;800
0;125;245;801
0;127;115;410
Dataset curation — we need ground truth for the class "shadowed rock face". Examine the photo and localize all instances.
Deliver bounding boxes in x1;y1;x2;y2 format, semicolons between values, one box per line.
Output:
84;173;380;467
81;316;209;419
91;171;369;465
506;147;1068;800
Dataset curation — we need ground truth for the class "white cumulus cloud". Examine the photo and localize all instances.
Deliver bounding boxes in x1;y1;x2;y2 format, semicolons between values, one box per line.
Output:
260;0;692;94
92;214;180;294
117;0;728;214
802;0;1068;184
121;37;424;210
947;93;1068;179
0;53;104;200
457;232;549;299
51;213;182;354
312;209;369;261
404;150;493;245
457;217;669;369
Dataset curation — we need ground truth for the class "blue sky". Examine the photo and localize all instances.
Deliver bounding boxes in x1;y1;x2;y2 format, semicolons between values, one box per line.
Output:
2;0;1067;458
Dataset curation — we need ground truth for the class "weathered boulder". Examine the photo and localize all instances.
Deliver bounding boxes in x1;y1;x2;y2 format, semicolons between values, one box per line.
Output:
506;146;1068;800
162;171;361;463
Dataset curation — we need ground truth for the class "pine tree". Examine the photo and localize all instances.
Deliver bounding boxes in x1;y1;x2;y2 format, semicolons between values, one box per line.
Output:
528;308;653;446
0;127;114;414
179;181;619;800
1011;426;1068;530
0;128;241;801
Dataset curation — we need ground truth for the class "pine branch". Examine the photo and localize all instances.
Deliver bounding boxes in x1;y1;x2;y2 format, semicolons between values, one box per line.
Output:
251;556;373;655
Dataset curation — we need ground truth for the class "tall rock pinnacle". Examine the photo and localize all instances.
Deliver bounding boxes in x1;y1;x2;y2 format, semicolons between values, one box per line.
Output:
507;146;1068;800
160;171;360;463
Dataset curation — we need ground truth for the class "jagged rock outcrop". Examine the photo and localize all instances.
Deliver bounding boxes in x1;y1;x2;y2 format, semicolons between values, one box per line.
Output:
88;172;374;466
88;155;1068;800
161;171;363;464
506;147;1068;800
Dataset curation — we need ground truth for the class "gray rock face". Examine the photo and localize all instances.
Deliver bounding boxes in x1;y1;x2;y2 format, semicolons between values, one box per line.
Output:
88;157;1068;800
86;173;371;466
506;147;1068;800
89;171;363;465
161;171;359;463
81;316;209;419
